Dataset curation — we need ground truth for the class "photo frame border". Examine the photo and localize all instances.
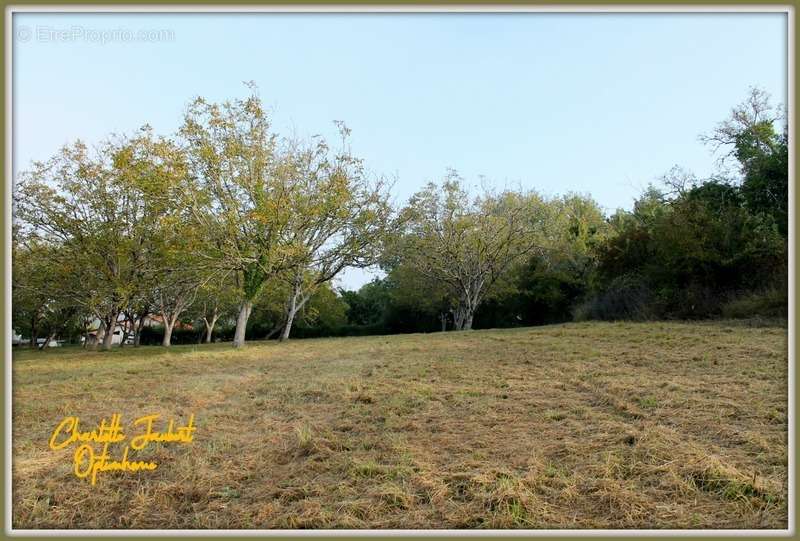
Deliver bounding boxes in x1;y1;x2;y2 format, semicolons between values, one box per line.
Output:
1;3;795;539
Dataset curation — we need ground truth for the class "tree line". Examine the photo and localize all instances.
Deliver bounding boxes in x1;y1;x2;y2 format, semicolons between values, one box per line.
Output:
12;86;788;350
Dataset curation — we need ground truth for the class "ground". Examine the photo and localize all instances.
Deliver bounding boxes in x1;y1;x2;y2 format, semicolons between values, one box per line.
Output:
11;320;788;529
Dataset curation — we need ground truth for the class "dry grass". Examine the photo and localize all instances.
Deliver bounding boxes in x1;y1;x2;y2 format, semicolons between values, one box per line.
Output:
11;320;788;529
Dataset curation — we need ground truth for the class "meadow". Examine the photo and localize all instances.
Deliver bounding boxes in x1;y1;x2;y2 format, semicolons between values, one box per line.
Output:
12;320;788;529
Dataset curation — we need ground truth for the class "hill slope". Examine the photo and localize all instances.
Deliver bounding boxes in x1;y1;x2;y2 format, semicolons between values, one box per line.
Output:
12;321;788;529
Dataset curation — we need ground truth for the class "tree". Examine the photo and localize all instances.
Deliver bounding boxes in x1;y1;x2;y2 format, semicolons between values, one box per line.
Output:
188;274;239;343
700;87;782;170
12;240;52;348
290;283;349;336
179;86;296;348
275;125;393;341
506;193;608;325
123;292;155;347
387;262;454;332
15;128;185;350
592;177;785;320
701;86;788;235
395;172;547;330
740;130;788;235
12;239;84;348
115;128;198;347
147;213;212;347
340;278;392;327
154;273;201;347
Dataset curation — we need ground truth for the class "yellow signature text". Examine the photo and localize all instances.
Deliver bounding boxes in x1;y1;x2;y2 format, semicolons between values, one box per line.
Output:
48;413;196;485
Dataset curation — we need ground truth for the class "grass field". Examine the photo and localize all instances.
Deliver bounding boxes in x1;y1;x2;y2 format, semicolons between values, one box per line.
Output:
12;320;788;529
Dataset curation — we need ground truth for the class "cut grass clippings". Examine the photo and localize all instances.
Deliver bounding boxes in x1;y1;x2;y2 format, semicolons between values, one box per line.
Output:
11;320;788;529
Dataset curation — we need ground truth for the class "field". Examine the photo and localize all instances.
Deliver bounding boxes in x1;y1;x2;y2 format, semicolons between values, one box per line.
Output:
11;320;788;529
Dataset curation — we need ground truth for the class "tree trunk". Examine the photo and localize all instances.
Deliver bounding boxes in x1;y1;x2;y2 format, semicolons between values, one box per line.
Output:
279;292;298;342
462;290;481;331
203;309;219;343
280;278;301;343
232;300;253;348
162;321;174;347
133;314;146;347
204;316;218;343
280;287;310;342
204;319;216;343
264;321;285;340
453;306;465;331
120;315;131;347
454;288;479;331
100;315;117;351
462;311;475;331
29;316;38;349
38;331;57;350
279;310;296;342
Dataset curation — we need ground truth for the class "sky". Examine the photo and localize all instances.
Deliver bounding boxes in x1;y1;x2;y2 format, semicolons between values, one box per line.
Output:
12;12;788;289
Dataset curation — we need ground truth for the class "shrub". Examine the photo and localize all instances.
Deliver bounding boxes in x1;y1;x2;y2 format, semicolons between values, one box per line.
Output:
573;274;655;321
138;325;204;345
663;284;721;320
721;288;788;319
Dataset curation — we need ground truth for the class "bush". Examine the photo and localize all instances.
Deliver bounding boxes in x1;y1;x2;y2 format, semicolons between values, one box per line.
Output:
290;323;388;339
138;325;204;345
661;284;721;320
573;274;655;321
721;289;788;319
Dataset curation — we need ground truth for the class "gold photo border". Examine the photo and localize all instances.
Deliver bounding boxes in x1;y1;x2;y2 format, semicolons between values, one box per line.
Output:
1;2;796;540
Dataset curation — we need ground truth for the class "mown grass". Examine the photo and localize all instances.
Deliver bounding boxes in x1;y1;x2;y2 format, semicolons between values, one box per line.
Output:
12;320;788;529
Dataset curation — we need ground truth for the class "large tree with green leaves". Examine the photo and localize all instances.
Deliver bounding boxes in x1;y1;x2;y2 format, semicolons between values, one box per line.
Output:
179;86;297;347
15;128;186;349
274;126;393;341
701;86;788;235
11;238;85;348
395;172;548;330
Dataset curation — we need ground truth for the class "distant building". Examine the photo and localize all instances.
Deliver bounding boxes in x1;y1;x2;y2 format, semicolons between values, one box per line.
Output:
82;313;194;345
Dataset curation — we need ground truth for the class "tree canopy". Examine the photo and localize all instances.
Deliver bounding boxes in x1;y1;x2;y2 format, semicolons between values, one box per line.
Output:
12;86;788;349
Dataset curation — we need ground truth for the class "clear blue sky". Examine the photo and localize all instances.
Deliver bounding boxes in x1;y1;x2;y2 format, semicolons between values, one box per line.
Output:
12;12;787;288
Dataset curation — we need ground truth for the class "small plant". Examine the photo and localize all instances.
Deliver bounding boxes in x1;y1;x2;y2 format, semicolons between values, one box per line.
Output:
638;396;658;409
487;474;536;527
346;378;374;404
295;422;316;455
350;459;385;478
492;499;533;527
766;409;785;424
688;464;776;505
353;392;374;404
376;483;413;509
217;486;240;500
544;464;560;478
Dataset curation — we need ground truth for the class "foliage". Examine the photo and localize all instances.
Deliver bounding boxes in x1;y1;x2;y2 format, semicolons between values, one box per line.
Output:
270;124;393;340
390;172;548;330
583;88;787;321
14;128;187;349
138;325;204;346
12;86;788;346
720;289;788;319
